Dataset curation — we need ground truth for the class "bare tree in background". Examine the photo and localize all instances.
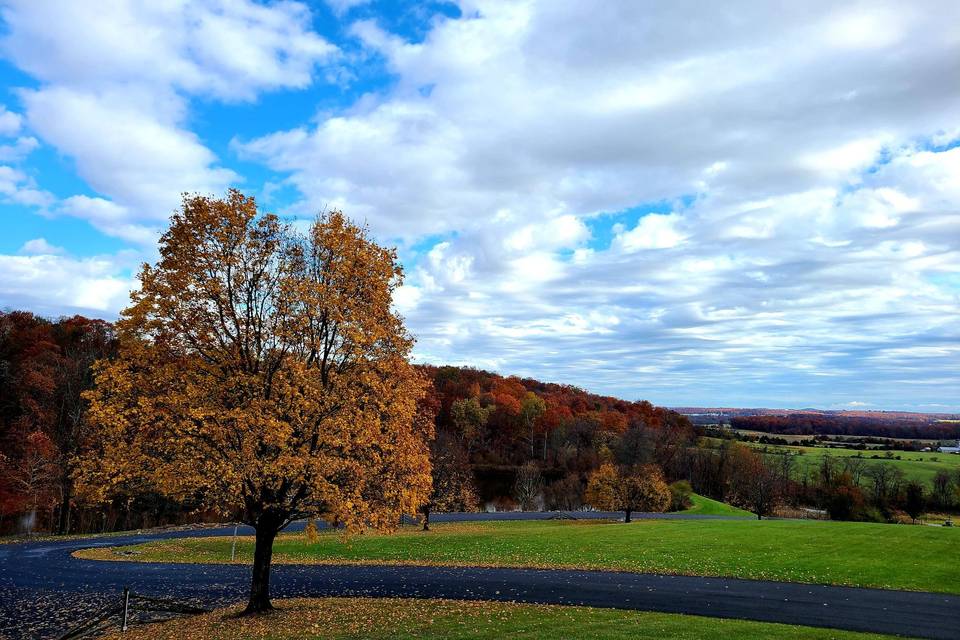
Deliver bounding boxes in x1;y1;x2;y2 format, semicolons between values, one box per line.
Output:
842;456;867;487
932;471;954;510
727;445;779;520
866;464;894;507
513;461;543;510
773;452;796;504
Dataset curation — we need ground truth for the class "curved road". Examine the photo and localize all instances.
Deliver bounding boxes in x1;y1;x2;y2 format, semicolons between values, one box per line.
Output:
1;513;957;639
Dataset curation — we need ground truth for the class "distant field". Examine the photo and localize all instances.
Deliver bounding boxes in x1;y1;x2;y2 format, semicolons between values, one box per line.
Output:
732;429;944;447
705;437;960;486
78;517;960;594
733;429;816;443
99;597;898;640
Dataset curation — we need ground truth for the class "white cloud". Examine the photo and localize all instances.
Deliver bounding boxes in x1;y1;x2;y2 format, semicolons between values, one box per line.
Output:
0;135;38;162
1;0;336;102
504;215;588;252
18;237;64;255
237;0;958;407
822;6;908;50
0;165;54;207
0;0;336;243
424;241;474;287
0;104;22;137
239;1;959;239
57;195;160;245
800;137;889;176
614;213;686;251
22;87;237;232
392;283;422;314
0;252;137;315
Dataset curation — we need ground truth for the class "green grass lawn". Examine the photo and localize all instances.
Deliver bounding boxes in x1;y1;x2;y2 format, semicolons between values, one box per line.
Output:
79;517;960;594
680;494;753;516
99;597;900;640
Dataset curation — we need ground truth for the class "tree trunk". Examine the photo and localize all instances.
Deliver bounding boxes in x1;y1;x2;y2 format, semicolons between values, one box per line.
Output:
56;482;72;535
422;507;430;531
624;509;632;523
120;498;132;531
244;522;279;614
756;512;762;520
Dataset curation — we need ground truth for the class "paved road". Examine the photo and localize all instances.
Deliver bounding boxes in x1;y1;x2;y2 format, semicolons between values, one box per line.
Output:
1;512;957;639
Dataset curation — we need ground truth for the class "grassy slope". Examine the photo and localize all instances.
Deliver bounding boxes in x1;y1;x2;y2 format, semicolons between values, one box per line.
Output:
681;494;753;516
99;597;899;640
79;518;960;594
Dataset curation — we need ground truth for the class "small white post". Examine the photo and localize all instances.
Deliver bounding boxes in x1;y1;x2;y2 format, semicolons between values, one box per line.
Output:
230;523;238;562
121;587;130;631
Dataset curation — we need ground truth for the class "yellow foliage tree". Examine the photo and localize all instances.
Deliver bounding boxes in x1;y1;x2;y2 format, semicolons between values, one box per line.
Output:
585;462;671;522
76;191;431;613
584;462;619;512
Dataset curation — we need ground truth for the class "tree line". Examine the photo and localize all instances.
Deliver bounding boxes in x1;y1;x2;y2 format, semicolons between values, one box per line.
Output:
0;314;697;534
4;319;958;534
730;414;960;440
692;440;960;522
4;317;958;535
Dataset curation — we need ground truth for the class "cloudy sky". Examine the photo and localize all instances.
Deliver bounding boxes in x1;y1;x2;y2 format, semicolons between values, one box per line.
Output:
1;1;958;410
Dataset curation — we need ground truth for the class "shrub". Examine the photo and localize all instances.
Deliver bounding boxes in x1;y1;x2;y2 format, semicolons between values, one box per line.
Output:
545;473;583;510
889;509;913;525
303;519;320;544
669;480;693;511
490;496;518;512
826;483;864;521
858;506;886;523
904;482;925;523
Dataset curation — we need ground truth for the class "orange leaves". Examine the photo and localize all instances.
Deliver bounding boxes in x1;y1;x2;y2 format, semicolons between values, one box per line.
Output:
540;402;572;431
489;378;526;416
620;464;672;514
584;462;619;511
599;411;629;434
76;191;432;535
0;430;59;512
585;462;671;514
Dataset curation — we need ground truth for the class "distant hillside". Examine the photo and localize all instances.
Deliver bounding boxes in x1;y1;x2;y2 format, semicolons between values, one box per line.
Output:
673;407;960;439
417;364;695;504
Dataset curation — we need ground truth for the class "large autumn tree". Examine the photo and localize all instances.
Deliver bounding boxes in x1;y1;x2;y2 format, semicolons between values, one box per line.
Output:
76;191;431;613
